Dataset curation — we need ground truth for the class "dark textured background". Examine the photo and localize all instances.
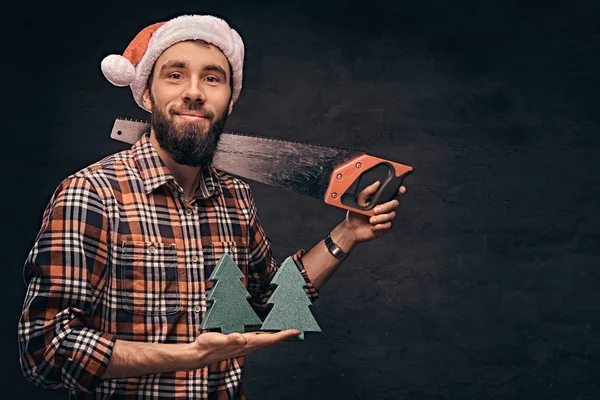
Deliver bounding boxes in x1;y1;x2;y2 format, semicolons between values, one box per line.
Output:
3;0;599;398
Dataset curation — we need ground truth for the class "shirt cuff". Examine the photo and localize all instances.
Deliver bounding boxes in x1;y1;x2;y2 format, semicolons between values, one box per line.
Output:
57;327;117;392
291;249;319;301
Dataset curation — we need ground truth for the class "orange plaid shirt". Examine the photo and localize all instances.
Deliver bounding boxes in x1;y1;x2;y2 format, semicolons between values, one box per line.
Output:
18;133;319;399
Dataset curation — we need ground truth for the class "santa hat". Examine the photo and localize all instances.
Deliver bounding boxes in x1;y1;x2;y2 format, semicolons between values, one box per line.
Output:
100;15;244;111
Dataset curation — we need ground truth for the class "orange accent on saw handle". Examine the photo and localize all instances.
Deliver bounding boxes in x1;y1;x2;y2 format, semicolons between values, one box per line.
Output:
324;155;413;216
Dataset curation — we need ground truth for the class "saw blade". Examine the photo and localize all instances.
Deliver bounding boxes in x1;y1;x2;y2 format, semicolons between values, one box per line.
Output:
110;117;366;200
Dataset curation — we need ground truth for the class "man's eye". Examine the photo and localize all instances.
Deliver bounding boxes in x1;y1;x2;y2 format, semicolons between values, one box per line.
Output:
169;73;182;79
206;76;219;83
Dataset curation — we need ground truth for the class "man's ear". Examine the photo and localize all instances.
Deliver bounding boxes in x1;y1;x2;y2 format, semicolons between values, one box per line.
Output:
142;87;152;110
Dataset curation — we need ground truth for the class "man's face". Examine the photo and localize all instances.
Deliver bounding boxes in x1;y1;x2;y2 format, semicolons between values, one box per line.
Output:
142;41;234;166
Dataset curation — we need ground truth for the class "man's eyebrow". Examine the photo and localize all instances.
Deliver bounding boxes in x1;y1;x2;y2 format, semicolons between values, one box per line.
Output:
160;60;188;72
159;61;228;80
203;64;228;79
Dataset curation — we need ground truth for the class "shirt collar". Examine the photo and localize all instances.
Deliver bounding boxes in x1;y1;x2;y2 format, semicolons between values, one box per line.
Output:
131;132;222;200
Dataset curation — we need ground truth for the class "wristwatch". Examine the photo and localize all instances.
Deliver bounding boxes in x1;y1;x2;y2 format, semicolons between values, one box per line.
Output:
324;233;350;262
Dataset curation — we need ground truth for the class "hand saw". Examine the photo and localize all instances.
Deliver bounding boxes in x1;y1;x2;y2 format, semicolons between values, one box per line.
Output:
110;117;413;216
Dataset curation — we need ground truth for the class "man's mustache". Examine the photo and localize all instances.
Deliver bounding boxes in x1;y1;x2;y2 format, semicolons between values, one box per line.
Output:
170;104;215;120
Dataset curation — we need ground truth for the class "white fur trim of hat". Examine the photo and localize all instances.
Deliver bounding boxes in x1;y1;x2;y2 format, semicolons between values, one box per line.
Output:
100;15;244;111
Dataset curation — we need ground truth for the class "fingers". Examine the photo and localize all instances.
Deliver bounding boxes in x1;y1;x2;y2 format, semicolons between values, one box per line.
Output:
225;330;300;358
357;182;406;209
243;329;300;345
370;221;393;232
273;329;302;341
196;330;301;365
370;210;396;223
198;331;244;347
356;181;381;207
372;199;399;216
369;215;394;232
370;198;399;232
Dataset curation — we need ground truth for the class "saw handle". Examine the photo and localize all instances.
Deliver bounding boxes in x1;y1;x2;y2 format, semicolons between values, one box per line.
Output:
324;155;413;216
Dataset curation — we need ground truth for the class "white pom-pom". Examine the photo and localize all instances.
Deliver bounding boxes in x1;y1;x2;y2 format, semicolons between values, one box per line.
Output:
101;54;136;86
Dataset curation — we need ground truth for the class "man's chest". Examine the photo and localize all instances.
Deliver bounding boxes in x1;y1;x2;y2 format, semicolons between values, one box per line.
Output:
98;191;251;331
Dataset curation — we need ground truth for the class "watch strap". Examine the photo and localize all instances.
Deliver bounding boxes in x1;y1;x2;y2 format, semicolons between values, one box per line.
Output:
324;234;350;262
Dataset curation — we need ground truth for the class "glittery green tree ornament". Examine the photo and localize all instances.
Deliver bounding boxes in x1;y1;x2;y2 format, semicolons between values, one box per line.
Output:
260;256;322;340
201;253;262;334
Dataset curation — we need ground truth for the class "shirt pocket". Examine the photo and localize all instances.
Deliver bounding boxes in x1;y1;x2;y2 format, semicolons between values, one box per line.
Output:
206;240;248;289
117;240;181;315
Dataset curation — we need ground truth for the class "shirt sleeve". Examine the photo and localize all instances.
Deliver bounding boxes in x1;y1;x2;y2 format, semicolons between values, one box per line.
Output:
17;175;117;393
242;185;319;318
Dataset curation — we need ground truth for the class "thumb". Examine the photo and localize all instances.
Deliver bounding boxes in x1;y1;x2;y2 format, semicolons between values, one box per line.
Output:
227;333;247;346
356;180;381;207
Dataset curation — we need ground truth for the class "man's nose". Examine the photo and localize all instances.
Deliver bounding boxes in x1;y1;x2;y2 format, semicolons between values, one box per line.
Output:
182;80;206;104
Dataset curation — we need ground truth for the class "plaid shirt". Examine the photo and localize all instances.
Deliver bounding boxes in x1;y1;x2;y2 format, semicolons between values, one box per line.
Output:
18;133;319;399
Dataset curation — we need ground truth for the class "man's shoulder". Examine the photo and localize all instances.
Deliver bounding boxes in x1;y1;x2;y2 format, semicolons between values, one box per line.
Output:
61;148;137;194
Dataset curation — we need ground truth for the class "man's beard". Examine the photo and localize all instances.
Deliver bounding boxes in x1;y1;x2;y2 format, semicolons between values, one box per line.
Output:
150;98;228;167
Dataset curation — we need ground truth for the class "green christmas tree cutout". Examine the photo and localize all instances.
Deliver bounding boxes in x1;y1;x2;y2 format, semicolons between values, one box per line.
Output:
260;256;322;340
200;252;263;334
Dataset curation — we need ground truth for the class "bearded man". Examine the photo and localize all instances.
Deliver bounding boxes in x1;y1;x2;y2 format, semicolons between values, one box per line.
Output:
18;14;406;399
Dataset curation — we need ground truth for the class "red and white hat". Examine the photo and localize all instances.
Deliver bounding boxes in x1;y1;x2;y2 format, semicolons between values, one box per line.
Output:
101;14;245;111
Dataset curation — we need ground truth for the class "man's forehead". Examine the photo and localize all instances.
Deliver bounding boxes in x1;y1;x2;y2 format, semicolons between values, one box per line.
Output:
156;41;228;67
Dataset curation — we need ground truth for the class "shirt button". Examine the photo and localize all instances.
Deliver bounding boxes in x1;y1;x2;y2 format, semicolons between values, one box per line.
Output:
193;305;201;313
148;245;157;254
185;208;193;216
192;255;199;263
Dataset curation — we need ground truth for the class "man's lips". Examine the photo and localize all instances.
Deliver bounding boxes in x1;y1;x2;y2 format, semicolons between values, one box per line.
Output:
174;112;209;122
